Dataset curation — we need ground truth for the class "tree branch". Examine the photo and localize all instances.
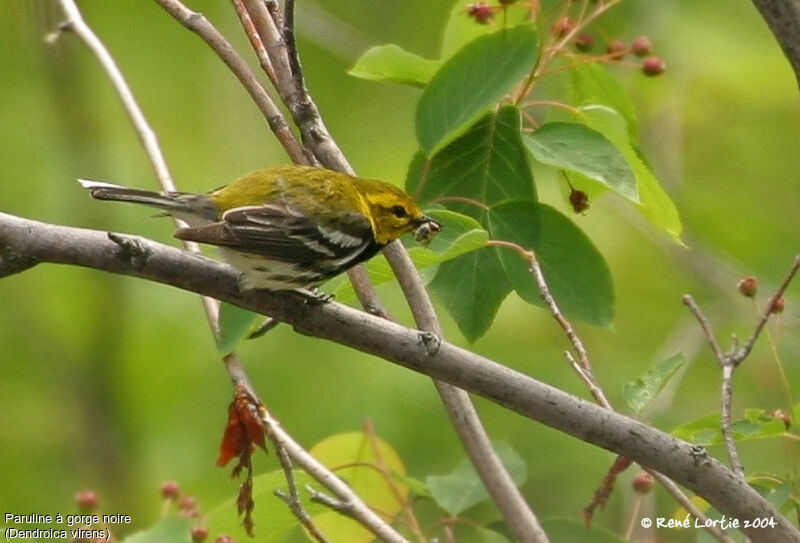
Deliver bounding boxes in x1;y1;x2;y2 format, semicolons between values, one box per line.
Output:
751;0;800;89
225;2;546;538
1;212;797;543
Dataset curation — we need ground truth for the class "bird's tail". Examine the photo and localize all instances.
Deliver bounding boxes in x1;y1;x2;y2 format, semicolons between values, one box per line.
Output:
78;179;189;212
78;179;219;224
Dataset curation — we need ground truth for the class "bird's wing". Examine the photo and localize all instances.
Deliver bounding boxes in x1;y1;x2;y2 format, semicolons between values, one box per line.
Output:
175;203;378;265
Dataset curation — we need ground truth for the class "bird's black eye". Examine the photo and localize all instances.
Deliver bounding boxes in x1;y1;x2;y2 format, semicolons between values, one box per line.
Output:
392;205;407;218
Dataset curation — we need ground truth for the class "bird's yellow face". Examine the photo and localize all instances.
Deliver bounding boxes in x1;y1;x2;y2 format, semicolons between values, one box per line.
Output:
360;184;437;245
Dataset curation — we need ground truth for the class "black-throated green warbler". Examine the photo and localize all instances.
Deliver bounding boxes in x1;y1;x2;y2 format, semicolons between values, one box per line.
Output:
79;165;441;290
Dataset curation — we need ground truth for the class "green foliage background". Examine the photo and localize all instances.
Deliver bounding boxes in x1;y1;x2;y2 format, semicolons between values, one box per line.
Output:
1;1;798;540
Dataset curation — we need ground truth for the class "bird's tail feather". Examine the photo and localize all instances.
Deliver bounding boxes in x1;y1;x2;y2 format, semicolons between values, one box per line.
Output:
78;178;189;211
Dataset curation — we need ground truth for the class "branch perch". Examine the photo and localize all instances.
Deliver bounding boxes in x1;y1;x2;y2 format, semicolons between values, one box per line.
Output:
1;212;796;543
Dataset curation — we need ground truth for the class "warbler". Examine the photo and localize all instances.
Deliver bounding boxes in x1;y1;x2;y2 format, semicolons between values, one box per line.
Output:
79;165;441;290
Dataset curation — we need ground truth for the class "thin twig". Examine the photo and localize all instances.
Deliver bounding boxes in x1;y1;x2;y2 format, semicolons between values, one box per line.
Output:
271;439;330;543
55;4;387;540
721;364;745;477
363;420;425;539
232;3;549;539
648;471;734;542
683;255;800;480
230;0;278;86
382;243;550;543
56;0;172;188
487;240;599;393
490;240;731;539
682;295;727;363
282;0;305;88
154;0;309;165
734;255;800;365
260;412;409;543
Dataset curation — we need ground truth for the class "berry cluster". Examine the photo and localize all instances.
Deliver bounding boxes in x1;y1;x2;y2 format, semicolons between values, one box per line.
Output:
552;19;666;77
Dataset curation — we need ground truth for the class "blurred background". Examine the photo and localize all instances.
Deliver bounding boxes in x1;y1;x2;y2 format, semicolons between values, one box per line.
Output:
1;1;798;541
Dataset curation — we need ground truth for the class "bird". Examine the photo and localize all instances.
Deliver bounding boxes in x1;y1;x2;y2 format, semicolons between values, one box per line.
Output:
79;164;441;291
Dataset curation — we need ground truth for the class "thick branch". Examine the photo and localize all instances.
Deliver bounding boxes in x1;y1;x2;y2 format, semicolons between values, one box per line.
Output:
1;212;796;543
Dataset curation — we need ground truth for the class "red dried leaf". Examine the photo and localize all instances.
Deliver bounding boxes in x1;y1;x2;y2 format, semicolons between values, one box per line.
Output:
217;402;247;467
583;455;633;526
216;386;268;467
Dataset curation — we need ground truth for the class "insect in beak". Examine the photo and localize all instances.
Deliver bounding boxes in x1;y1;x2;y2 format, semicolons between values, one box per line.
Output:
413;216;443;245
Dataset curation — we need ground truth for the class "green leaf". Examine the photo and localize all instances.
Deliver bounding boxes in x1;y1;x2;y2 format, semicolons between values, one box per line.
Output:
309;432;408;512
487;201;614;326
331;209;488;301
122;518;193;543
426;442;526;515
672;410;788;446
570;62;638;140
349;44;440;88
441;1;533;59
216;302;260;355
577;105;683;243
540;518;627;543
309;432;408;543
764;481;793;511
408;106;535;211
524;122;638;202
430;248;511;342
623;354;686;415
471;527;512;543
417;24;539;154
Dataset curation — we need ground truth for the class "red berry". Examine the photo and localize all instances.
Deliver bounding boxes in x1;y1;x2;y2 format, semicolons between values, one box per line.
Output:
642;56;666;77
467;2;494;24
631;36;652;57
569;189;590;213
75;489;98;511
737;277;758;298
214;535;235;543
770;297;785;314
551;16;575;39
632;472;655;494
191;526;210;542
574;33;594;52
606;39;627;60
161;481;181;500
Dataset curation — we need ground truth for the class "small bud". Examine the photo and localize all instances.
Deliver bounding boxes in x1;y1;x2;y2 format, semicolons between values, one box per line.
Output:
161;481;181;500
574;33;594;52
214;535;235;543
631;36;652;57
75;489;98;512
632;472;655;494
551;16;575;39
569;189;590;213
770;296;785;314
467;2;494;24
179;496;199;517
606;39;627;60
191;526;210;542
642;56;666;77
737;277;758;298
771;409;791;429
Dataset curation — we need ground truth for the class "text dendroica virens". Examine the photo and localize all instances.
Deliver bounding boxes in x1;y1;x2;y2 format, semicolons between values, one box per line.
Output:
80;165;441;290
